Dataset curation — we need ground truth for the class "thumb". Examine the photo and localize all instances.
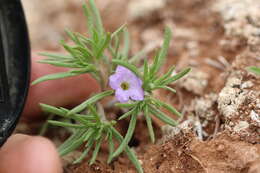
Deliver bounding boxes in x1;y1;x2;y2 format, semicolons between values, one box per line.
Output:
0;134;63;173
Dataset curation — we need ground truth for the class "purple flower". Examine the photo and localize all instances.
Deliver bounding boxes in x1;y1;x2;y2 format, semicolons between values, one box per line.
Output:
109;66;144;103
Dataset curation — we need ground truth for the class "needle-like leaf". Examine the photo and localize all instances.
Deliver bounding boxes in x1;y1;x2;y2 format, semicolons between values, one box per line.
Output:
144;105;155;143
110;127;143;173
48;120;86;129
89;138;102;165
149;105;178;126
68;90;114;115
162;68;191;85
58;129;86;156
151;98;182;117
118;108;136;120
112;112;138;159
32;72;78;85
150;27;172;76
73;140;94;164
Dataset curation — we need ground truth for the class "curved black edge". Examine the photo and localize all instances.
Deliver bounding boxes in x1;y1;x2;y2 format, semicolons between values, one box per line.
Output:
0;0;31;146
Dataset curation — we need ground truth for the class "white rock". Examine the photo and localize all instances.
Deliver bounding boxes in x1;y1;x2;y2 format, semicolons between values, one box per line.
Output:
128;0;167;20
241;81;254;89
233;121;249;132
218;71;249;119
250;110;260;124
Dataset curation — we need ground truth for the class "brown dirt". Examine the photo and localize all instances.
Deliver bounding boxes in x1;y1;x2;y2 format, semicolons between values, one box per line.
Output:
20;0;260;172
142;132;260;173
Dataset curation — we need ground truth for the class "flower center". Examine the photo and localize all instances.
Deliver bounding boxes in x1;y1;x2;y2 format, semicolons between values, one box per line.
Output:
120;82;130;90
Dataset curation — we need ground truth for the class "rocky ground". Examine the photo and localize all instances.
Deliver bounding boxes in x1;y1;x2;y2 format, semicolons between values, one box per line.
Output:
20;0;260;172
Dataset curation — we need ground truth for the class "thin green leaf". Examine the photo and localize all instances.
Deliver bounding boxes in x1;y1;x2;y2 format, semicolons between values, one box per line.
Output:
122;28;130;58
152;86;176;94
68;90;114;115
89;0;104;33
129;49;146;65
82;3;94;34
48;120;85;129
87;105;100;120
154;66;175;84
32;72;78;85
42;105;96;126
65;29;82;46
107;131;115;162
89;138;102;165
60;41;80;59
96;32;111;59
110;127;143;173
143;59;150;82
162;68;191;85
149;105;178;126
112;112;137;159
118;108;136;120
150;27;172;75
77;114;98;121
113;35;120;59
59;130;93;156
111;24;126;38
73;45;93;61
39;114;54;136
92;28;99;43
40;104;66;117
115;102;137;108
59;109;96;126
39;52;72;60
58;129;85;156
73;140;94;164
59;138;84;156
38;60;81;68
144;105;155;143
70;66;96;74
151;98;182;117
108;44;117;58
77;33;93;44
95;125;104;140
83;128;96;142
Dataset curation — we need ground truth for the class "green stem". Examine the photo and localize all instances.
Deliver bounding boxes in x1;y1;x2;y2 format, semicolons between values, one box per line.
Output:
97;102;107;122
39;114;55;136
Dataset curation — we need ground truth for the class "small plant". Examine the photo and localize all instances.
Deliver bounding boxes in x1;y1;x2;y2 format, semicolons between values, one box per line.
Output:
247;66;260;75
33;0;190;172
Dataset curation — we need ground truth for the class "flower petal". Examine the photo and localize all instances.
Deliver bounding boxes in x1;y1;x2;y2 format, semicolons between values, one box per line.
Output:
109;74;121;89
138;78;143;86
116;66;129;73
115;89;130;103
129;87;144;101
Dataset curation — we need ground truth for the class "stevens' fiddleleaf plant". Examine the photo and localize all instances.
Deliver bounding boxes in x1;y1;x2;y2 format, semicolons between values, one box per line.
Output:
33;0;191;172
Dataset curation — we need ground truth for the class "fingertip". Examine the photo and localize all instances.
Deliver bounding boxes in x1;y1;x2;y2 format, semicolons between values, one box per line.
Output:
0;134;62;173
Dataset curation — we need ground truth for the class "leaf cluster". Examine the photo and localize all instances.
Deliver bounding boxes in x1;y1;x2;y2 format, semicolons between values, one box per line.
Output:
112;27;191;94
32;0;127;89
40;101;143;173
